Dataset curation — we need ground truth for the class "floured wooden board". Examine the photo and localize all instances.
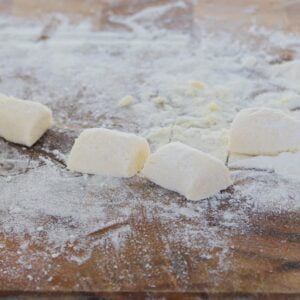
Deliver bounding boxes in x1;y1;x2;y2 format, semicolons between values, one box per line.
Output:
0;0;300;298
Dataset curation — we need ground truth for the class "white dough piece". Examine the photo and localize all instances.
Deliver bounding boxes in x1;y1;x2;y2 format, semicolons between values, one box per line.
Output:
229;107;300;155
0;94;53;147
67;128;150;177
142;142;232;201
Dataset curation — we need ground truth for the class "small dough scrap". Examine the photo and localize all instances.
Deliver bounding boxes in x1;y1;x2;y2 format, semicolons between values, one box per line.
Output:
0;94;53;147
67;128;150;177
118;95;135;107
152;96;167;106
142;142;232;201
175;116;202;128
204;113;218;126
229;107;300;155
208;102;220;112
189;80;205;90
186;80;205;96
146;126;173;147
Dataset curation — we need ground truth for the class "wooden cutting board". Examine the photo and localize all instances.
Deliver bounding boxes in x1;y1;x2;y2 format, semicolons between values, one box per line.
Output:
0;1;300;299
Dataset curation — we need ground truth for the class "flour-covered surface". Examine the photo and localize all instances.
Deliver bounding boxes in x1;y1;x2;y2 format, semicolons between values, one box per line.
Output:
0;0;300;296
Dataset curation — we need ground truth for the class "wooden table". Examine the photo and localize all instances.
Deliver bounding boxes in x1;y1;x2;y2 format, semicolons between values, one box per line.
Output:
0;1;300;299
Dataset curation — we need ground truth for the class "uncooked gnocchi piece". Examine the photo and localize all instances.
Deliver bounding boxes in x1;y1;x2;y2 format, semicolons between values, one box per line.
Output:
67;128;150;177
0;94;53;147
142;142;232;201
229;107;300;155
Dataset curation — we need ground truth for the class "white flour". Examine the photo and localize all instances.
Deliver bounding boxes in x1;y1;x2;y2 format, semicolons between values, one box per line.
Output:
0;1;300;280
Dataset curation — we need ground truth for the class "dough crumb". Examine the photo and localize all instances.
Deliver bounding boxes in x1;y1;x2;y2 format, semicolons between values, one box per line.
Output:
175;116;202;128
118;95;135;107
204;114;218;126
27;275;33;281
208;102;220;112
146;126;173;147
189;80;205;90
152;96;168;106
186;81;206;96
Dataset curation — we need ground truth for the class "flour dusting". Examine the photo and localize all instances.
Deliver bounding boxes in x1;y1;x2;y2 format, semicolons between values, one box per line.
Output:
0;0;300;286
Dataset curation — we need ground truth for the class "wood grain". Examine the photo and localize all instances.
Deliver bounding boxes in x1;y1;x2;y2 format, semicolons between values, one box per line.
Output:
0;0;300;299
